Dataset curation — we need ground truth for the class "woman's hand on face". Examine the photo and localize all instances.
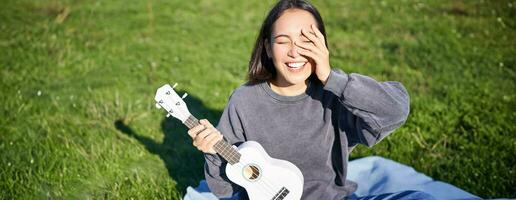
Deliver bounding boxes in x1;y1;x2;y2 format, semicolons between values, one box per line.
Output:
187;119;223;154
295;24;331;85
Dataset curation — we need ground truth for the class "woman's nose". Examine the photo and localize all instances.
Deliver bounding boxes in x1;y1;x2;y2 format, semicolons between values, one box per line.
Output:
287;43;300;58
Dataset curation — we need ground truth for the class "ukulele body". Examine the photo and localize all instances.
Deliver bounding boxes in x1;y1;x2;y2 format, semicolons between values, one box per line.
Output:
225;141;304;200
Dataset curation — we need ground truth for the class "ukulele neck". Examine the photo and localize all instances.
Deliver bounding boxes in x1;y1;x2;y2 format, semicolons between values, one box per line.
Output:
183;115;241;165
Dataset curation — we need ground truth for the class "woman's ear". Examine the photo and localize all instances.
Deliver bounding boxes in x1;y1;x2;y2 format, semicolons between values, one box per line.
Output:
264;39;272;58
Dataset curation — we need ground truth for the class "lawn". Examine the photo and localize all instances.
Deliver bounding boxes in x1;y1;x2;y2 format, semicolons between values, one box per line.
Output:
1;0;514;199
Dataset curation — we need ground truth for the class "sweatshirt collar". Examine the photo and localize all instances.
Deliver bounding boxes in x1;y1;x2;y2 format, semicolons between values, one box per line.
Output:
260;81;314;102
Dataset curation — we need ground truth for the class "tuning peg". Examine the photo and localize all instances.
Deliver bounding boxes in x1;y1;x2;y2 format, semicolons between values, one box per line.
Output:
166;113;171;118
155;103;161;109
172;83;178;88
182;93;188;99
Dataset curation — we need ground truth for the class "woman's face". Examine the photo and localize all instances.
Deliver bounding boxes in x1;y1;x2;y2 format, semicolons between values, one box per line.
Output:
268;9;317;87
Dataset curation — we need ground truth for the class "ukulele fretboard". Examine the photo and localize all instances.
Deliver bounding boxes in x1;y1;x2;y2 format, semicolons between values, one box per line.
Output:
184;115;241;165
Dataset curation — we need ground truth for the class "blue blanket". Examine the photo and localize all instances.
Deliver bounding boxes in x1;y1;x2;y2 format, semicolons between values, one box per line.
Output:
346;156;479;199
183;156;480;200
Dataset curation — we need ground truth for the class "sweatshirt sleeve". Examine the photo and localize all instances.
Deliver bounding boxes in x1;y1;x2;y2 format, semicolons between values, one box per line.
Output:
203;96;246;198
323;70;410;147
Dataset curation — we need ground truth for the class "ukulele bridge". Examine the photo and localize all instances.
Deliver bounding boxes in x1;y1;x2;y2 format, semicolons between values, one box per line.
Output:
272;187;289;200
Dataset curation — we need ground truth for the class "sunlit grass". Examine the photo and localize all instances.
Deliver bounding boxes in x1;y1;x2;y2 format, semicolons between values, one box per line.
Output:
1;0;514;199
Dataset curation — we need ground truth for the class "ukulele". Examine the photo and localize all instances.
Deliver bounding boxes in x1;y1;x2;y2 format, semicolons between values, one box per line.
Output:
154;83;304;200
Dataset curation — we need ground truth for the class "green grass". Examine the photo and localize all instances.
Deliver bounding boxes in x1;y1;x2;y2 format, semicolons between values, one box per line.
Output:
1;0;514;199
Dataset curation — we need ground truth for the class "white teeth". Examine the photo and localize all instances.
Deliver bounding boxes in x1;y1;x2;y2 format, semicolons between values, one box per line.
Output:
287;62;306;68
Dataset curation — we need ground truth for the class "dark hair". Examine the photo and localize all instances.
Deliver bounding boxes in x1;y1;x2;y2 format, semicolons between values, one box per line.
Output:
247;0;328;84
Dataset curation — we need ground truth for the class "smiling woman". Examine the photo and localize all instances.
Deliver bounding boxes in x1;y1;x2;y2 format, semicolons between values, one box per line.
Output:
247;1;330;94
184;0;431;200
265;9;330;96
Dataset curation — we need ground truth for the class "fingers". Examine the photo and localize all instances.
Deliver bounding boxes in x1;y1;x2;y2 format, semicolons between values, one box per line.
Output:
198;132;223;154
187;119;214;139
189;119;222;154
295;40;317;53
295;45;318;60
199;119;214;128
295;39;328;59
187;124;205;139
195;126;215;140
301;28;323;49
193;128;222;154
296;26;331;85
310;24;327;48
299;25;329;58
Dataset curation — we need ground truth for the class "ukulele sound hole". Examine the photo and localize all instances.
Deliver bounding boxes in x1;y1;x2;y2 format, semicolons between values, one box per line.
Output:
243;164;260;181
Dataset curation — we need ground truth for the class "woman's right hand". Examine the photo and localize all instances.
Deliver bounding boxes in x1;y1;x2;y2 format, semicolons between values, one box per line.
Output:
187;119;223;154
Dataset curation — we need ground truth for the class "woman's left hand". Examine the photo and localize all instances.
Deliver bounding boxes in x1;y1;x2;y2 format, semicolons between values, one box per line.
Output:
295;24;331;85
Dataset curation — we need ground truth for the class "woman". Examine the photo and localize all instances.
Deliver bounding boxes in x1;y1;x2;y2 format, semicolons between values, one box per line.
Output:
187;0;433;199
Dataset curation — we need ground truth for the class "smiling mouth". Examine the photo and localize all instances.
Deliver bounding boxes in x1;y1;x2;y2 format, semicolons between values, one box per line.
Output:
286;62;307;69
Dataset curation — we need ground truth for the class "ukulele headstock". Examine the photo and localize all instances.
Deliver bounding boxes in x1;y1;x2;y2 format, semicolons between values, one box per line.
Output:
154;83;191;122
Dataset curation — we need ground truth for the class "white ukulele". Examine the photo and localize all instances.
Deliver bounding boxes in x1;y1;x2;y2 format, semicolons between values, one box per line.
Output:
154;83;304;200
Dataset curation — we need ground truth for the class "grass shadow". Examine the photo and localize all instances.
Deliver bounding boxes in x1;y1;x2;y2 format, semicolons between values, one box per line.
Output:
115;90;222;193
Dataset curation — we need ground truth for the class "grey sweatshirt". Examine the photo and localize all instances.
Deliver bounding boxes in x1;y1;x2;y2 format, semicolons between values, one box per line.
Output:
204;70;410;200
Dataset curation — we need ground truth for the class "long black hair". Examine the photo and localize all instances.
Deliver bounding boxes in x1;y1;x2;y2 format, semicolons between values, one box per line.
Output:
247;0;328;84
